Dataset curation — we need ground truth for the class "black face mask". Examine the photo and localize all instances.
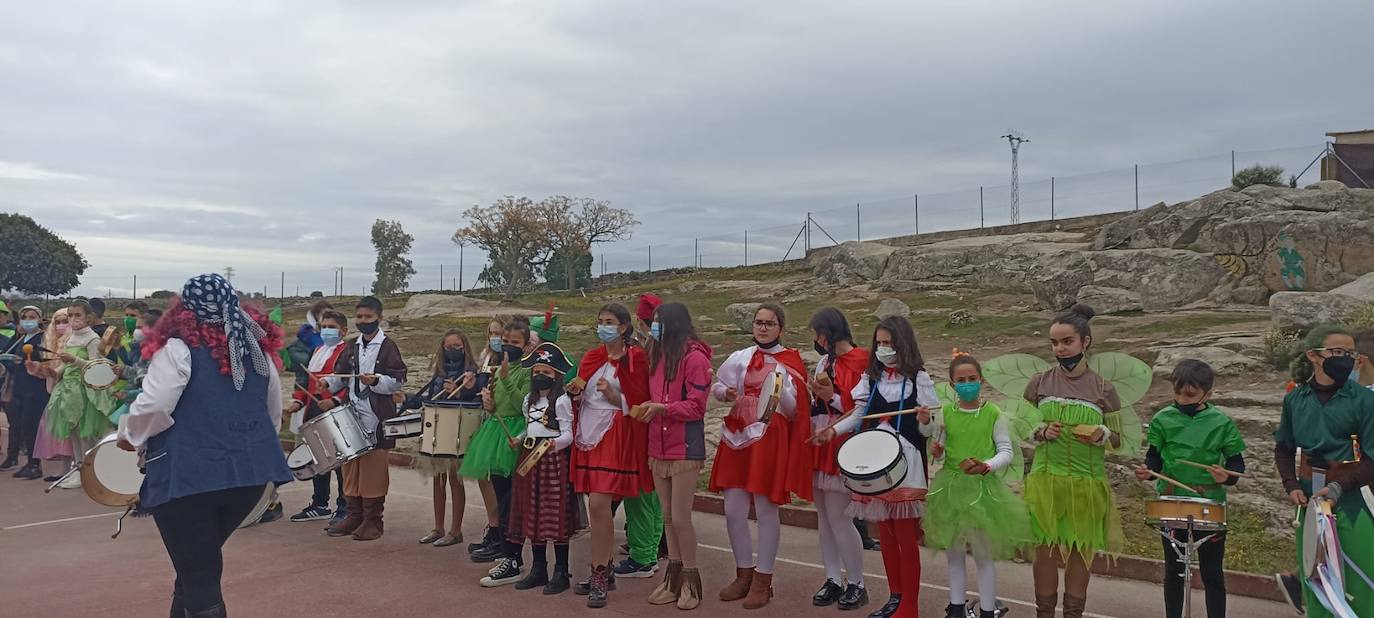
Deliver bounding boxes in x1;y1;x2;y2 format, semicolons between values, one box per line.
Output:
1323;356;1356;387
443;348;466;366
813;341;828;356
754;338;779;350
1057;352;1084;372
1175;401;1204;415
356;320;379;336
531;373;557;392
503;344;523;363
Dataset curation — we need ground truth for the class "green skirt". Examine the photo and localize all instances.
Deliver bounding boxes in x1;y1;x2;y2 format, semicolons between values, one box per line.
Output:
925;467;1035;560
46;374;116;441
459;415;523;480
1024;470;1122;560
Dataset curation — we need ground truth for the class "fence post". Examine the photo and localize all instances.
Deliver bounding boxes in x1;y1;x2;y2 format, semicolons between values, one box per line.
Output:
1050;176;1056;221
133;275;138;300
1134;164;1139;211
648;245;652;273
914;194;919;235
744;230;749;266
280;272;285;299
805;212;811;253
979;186;985;228
439;264;444;291
1231;150;1236;180
694;238;699;269
856;203;861;242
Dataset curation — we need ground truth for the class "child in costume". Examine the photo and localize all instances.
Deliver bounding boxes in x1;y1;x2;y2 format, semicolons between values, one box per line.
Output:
466;315;515;554
925;352;1033;618
285;310;351;524
45;299;117;478
1133;359;1245;618
465;320;533;568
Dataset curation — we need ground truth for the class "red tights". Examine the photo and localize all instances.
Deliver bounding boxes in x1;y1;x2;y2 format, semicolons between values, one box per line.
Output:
878;517;923;618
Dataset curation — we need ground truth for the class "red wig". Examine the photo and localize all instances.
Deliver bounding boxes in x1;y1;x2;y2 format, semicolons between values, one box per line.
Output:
142;297;284;376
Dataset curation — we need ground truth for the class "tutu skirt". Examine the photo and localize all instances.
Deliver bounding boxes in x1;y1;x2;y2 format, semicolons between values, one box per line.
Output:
46;373;115;441
924;467;1034;559
33;410;73;460
1023;470;1122;557
459;415;523;480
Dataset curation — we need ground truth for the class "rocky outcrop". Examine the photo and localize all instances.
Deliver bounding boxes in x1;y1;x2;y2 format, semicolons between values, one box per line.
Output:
1150;345;1266;377
1027;248;1230;312
399;294;505;320
1331;271;1374;303
725;302;762;332
872;298;911;320
1075;285;1142;315
1269;291;1369;331
814;242;895;285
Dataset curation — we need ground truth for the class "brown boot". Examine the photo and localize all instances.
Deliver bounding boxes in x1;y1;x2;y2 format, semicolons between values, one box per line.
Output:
742;569;772;610
719;566;753;601
1062;593;1086;618
352;497;385;541
677;567;702;610
1035;593;1057;618
648;560;683;605
326;496;364;537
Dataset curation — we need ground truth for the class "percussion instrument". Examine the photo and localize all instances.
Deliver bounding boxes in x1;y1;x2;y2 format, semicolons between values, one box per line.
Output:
836;429;908;496
517;438;554;477
82;358;121;390
383;413;424;439
1303;499;1360;618
287;444;321;481
299;404;373;474
1145;496;1227;532
421;400;483;459
79;433;144;507
237;484;277;529
756;370;781;425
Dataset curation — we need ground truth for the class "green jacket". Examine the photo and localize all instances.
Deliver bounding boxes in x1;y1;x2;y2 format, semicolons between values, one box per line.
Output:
1147;403;1245;502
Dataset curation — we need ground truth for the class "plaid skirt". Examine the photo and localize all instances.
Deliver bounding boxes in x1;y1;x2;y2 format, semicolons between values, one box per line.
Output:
508;445;581;544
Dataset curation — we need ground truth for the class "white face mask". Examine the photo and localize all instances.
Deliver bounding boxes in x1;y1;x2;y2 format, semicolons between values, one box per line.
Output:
875;346;898;367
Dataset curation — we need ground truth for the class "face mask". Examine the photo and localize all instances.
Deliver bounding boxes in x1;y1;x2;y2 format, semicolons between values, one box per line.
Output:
56;323;70;335
319;328;342;346
444;348;466;366
503;344;523;363
954;381;982;402
489;336;503;352
69;317;87;331
596;324;620;344
20;319;39;333
531;373;557;391
649;321;662;341
1175;401;1204;415
124;316;138;332
1323;355;1356;386
875;346;898;367
753;338;779;349
356;320;379;336
132;328;146;343
814;341;828;356
1057;352;1084;372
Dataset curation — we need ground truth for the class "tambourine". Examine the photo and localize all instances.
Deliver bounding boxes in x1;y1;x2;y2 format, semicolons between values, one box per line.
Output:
82;359;121;390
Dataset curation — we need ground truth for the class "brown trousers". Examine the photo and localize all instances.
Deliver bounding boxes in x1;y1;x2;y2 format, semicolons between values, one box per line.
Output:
342;449;390;499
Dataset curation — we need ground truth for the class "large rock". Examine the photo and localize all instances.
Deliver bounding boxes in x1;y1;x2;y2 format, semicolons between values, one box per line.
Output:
872;298;911;320
399;294;502;320
1075;285;1142;315
725;302;762;332
879;232;1086;289
1151;345;1265;377
1331;272;1374;303
1269;291;1369;331
1027;248;1229;311
813;241;896;285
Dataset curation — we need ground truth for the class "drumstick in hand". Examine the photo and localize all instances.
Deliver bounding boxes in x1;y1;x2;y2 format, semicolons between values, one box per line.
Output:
23;344;33;360
293;382;322;406
1177;459;1248;478
1148;470;1201;495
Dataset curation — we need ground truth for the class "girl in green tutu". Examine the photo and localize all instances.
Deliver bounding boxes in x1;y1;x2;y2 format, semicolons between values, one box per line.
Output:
45;299;117;469
925;352;1033;618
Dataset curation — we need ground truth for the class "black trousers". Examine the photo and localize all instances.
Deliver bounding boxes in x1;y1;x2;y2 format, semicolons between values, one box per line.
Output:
310;468;345;509
6;390;48;463
1162;529;1226;618
153;485;264;614
492;474;521;563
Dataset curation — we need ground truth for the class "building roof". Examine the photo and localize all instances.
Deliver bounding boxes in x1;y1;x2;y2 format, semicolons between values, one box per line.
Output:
1326;129;1374;137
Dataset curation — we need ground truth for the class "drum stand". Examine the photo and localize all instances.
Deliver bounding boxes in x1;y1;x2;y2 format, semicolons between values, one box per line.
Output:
1156;516;1216;618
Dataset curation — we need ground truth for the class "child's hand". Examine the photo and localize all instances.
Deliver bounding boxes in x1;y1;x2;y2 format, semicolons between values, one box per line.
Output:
596;378;618;402
928;441;945;460
391;392;405;405
724;387;738;402
916;406;932;425
442;378;459;393
810;376;835;403
639;402;667;420
810;427;836;445
1133;465;1152;481
1289;488;1308;505
461;372;477;390
1206;465;1230;484
58;352;77;363
481;388;493;411
959;458;990;475
359;374;379;386
1042;422;1063;440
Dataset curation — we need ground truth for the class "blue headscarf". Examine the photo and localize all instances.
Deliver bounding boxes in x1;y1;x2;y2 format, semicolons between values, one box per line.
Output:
181;273;271;391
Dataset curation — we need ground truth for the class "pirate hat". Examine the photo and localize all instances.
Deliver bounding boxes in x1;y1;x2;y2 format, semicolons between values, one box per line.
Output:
521;342;573;374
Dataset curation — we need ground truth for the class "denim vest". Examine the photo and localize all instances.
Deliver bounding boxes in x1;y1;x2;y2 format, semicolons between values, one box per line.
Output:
140;344;292;509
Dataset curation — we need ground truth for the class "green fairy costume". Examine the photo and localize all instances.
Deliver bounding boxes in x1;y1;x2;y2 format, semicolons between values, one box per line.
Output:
984;352;1150;559
46;328;117;441
1146;403;1246;502
924;400;1034;559
459;365;530;480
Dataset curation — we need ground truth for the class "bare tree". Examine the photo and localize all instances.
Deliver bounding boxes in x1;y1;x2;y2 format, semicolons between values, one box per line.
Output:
543;196;638;290
453;196;553;300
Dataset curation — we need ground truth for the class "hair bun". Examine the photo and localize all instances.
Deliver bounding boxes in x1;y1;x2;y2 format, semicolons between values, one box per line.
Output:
1068;303;1096;321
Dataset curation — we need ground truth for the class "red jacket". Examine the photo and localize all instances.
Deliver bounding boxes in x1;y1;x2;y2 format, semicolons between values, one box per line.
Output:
293;343;349;421
648;339;713;461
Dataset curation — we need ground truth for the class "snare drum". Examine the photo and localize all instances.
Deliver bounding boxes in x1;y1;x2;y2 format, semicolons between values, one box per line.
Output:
82;359;121;391
837;429;908;496
299;404;373;474
237;484;277;529
1145;496;1227;531
383;413;424;439
421;400;484;458
80;433;144;507
287;444;320;481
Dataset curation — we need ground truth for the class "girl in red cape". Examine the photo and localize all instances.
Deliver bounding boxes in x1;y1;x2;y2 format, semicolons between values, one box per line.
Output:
709;303;812;610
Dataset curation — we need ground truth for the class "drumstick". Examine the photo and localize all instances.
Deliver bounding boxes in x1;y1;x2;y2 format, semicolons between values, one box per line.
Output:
1177;459;1248;478
22;344;33;360
1148;470;1201;495
293;382;322;406
811;406;927;443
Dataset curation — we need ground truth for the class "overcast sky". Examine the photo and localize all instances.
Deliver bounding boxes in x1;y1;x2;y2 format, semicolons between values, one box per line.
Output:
2;0;1370;299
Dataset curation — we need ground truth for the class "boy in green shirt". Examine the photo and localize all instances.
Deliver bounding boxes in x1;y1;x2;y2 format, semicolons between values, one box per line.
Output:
1134;359;1246;618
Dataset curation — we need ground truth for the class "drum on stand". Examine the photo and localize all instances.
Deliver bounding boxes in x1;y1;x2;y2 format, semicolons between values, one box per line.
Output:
82;359;121;391
1145;496;1227;532
421;400;484;458
299;404;373;474
836;429;907;496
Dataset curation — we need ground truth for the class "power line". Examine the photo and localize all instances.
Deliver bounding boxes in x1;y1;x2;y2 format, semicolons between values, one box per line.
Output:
1002;131;1029;225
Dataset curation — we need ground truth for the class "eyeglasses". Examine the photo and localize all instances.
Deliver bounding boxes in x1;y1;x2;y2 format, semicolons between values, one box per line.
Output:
1313;348;1361;358
753;320;779;328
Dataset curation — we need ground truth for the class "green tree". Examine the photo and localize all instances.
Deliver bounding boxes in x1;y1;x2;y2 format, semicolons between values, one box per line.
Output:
454;197;553;300
545;250;592;290
370;219;417;296
543;196;638;291
1232;164;1286;190
0;213;88;295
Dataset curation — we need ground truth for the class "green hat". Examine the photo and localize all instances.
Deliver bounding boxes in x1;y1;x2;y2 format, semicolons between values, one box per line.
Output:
0;300;9;314
530;314;560;343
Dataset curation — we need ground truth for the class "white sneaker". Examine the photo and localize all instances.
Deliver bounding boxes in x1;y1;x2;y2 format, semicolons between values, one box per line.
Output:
58;473;82;489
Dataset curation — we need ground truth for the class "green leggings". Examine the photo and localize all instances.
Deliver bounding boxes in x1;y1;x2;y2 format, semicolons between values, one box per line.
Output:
621;491;664;564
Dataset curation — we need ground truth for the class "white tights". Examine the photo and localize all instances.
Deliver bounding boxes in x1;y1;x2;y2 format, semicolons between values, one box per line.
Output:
947;533;998;612
722;488;781;574
814;487;865;587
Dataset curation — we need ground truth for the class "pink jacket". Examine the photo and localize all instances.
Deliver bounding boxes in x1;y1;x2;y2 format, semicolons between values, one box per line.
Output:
647;339;713;461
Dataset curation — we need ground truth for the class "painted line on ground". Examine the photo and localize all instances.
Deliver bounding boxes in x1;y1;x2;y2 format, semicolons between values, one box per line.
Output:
1;511;120;531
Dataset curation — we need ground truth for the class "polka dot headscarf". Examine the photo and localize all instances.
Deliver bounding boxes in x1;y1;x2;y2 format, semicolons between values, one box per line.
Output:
181;273;270;391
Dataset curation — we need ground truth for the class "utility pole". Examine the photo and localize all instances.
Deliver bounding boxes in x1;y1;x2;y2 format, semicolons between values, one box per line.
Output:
458;241;465;292
224;266;236;283
1002;131;1029;225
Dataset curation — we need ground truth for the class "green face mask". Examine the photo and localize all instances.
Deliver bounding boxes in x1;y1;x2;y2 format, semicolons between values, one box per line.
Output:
124;316;138;332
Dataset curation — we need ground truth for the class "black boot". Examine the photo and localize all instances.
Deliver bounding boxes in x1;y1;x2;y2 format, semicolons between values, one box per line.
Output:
515;563;549;590
0;454;18;470
813;579;844;606
15;460;42;480
544;567;571;595
471;542;505;563
184;603;226;618
469;525;500;553
945;603;969;618
869;594;901;618
838;584;869;611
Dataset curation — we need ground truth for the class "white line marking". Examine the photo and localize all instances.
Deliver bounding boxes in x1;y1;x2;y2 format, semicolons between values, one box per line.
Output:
1;511;120;530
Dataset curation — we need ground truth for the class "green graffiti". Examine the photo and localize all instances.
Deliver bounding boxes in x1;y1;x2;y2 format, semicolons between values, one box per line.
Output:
1276;233;1306;291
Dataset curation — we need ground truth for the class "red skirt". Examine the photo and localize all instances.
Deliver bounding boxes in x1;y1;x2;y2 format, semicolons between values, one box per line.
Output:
508;446;581;544
810;418;849;478
572;413;653;498
709;413;793;505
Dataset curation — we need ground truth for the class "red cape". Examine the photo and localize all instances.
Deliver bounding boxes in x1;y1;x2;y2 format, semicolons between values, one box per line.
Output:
577;344;650;407
757;347;813;503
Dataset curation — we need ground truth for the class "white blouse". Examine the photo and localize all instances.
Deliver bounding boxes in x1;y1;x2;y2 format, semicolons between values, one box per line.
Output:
581;361;629;412
522;394;574;451
831;370;939;436
710;344;798;417
117;338;283;448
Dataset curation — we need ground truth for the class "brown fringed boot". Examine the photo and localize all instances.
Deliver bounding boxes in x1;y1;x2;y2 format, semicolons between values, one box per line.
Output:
677;567;702;610
1062;593;1086;618
326;496;364;537
648;560;683;605
352;497;385;541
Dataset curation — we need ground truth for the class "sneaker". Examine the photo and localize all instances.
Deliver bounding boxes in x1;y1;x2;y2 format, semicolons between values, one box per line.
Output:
326;507;349;531
0;456;18;470
15;461;43;480
1275;573;1305;616
471;544;505;563
290;505;333;522
58;472;82;489
257;502;284;524
612;556;657;578
481;559;523;587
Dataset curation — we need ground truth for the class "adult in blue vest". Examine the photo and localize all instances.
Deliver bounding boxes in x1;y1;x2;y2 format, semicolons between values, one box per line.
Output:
118;273;292;618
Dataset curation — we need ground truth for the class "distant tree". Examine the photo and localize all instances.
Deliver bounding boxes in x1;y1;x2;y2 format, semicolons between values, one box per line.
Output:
542;196;637;291
545;250;593;290
149;290;175;299
1232;164;1286;190
0;213;88;295
371;219;417;296
454;197;554;300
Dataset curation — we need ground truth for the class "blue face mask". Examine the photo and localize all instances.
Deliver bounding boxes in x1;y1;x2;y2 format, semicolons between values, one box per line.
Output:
649;321;662;340
20;319;39;333
954;381;982;402
320;328;342;346
489;336;503;352
596;324;620;344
